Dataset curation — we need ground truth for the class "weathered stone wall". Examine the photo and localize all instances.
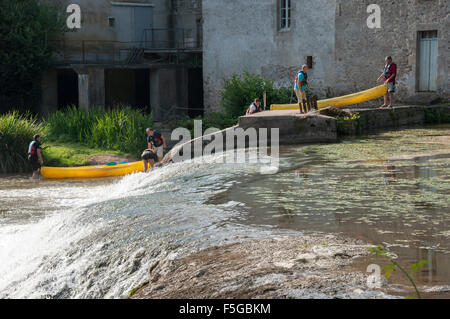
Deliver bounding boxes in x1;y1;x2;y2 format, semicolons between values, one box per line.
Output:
57;0;201;59
334;0;450;103
202;0;337;113
203;0;449;112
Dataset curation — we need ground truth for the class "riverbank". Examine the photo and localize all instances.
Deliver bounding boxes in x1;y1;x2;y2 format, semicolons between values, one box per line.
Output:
0;107;152;173
43;142;138;167
131;234;390;299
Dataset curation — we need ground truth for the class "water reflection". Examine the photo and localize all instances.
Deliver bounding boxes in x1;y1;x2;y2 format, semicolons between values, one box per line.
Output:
210;126;450;295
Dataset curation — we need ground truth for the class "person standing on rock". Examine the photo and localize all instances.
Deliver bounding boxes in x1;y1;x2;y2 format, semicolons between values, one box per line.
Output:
294;65;312;113
28;134;43;179
377;56;397;108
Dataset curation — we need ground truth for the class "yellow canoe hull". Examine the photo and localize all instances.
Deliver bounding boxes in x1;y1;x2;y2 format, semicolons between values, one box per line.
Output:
41;161;145;179
271;84;387;110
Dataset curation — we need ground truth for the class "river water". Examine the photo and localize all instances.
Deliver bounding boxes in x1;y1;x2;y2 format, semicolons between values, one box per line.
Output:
0;125;449;298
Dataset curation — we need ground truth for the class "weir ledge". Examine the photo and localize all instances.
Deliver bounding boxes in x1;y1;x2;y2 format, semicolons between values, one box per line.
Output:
162;104;449;163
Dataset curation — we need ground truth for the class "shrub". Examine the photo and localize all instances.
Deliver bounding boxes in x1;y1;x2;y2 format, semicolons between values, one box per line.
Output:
220;71;292;120
0;112;43;173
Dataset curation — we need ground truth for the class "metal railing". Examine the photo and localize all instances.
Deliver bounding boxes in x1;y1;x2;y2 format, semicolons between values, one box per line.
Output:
143;28;202;50
51;28;202;65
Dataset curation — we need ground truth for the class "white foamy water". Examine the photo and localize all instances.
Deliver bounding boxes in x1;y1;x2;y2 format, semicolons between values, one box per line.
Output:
0;152;286;298
2;126;449;298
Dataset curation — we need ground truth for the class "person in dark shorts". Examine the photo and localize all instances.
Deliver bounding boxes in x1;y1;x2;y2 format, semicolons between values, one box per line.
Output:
141;148;158;173
146;128;166;161
28;134;43;179
377;56;397;108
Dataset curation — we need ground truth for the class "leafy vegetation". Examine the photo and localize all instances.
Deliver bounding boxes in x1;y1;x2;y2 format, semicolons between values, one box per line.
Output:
172;72;292;134
220;71;291;121
45;106;154;157
367;245;428;299
1;107;150;173
424;106;450;124
0;0;65;112
0;112;43;173
336;112;361;135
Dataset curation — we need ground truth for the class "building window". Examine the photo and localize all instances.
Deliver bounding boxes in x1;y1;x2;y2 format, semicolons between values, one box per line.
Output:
108;17;115;27
280;0;291;30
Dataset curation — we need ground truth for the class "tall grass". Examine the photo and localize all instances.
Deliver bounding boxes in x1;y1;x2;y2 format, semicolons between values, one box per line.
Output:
0;111;43;173
45;106;153;157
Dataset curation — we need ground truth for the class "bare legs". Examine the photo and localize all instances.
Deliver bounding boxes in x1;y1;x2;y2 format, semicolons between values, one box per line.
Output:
32;168;40;180
382;93;393;108
142;159;155;173
143;160;149;173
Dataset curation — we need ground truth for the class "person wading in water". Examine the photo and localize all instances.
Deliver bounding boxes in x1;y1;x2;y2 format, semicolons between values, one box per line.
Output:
28;134;43;179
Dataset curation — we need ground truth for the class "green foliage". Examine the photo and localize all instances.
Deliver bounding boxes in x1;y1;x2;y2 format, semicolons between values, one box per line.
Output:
45;106;154;157
336;112;361;135
0;0;66;112
220;71;292;121
424;107;450;124
45;106;104;143
0;111;44;173
388;109;400;121
367;245;428;299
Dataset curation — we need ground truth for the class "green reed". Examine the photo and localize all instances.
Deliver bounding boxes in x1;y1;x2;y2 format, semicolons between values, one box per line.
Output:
0;111;44;173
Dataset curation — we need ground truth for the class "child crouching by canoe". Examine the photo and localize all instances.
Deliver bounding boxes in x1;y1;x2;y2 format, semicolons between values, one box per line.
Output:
141;148;158;172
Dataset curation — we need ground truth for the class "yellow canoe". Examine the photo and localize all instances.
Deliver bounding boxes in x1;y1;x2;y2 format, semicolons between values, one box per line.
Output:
41;161;145;179
271;84;387;110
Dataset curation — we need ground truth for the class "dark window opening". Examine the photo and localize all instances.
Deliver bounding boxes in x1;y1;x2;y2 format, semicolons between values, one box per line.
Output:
188;68;204;117
105;69;150;111
108;17;115;27
307;56;313;69
57;69;78;109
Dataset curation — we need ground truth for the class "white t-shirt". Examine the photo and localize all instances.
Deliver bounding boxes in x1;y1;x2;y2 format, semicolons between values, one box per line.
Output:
246;103;257;115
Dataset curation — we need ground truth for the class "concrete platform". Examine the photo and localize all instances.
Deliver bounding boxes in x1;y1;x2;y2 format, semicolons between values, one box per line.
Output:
239;104;450;139
163;104;449;163
239;111;337;144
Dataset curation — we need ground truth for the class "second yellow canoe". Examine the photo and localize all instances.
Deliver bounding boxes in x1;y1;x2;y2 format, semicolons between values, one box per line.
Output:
41;161;145;179
271;84;387;110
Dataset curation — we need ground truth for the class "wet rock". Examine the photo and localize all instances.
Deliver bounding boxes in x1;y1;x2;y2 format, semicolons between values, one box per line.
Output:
318;107;352;118
131;234;388;299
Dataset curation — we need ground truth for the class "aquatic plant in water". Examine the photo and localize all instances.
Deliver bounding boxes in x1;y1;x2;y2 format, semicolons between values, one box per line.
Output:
367;245;428;299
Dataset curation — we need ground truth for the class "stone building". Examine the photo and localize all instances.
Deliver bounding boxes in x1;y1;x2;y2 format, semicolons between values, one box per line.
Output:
203;0;449;112
41;0;204;121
